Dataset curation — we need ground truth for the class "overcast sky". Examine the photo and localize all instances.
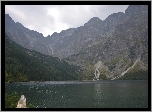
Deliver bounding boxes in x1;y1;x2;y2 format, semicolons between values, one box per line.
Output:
5;5;129;37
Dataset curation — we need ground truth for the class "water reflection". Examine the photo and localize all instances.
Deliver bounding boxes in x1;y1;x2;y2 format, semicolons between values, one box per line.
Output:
94;84;103;107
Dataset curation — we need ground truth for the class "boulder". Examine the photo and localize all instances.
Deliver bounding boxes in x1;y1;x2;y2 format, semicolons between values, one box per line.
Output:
16;95;27;108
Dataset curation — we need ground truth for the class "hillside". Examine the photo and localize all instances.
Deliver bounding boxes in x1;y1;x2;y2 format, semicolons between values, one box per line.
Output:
5;33;82;82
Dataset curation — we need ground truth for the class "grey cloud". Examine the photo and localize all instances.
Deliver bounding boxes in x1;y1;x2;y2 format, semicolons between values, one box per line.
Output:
59;5;101;27
57;5;128;28
5;5;56;36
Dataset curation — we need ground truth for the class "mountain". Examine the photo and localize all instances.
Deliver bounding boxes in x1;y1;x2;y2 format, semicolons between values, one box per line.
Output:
5;14;49;55
5;5;148;80
4;11;126;59
66;5;148;80
5;33;82;82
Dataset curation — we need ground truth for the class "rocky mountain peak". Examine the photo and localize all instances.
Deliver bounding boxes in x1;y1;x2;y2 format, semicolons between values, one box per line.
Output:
16;22;25;29
88;17;102;23
125;5;148;16
5;14;12;21
84;17;102;27
51;32;58;37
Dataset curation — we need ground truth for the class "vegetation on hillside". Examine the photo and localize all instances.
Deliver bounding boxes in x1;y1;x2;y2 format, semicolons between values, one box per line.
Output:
5;34;82;82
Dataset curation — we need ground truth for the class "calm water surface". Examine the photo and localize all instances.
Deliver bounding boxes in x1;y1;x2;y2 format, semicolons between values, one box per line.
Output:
5;80;148;108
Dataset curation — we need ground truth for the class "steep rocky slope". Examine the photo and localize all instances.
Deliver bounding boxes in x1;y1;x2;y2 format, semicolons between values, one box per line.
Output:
5;14;49;55
66;5;148;79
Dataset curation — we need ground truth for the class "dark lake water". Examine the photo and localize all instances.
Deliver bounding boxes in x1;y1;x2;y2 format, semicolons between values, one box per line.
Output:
5;80;148;108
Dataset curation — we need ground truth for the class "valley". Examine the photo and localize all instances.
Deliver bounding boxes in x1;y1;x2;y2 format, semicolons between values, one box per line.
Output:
5;5;148;81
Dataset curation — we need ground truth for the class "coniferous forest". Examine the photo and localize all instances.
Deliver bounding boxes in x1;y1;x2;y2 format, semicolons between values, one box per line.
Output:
5;33;82;82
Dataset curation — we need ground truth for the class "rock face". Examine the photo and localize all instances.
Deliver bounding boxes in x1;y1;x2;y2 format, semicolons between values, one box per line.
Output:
16;95;27;108
5;5;148;79
67;5;148;79
5;14;49;55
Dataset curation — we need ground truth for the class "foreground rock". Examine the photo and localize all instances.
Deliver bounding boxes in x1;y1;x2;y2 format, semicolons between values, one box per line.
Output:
16;95;27;108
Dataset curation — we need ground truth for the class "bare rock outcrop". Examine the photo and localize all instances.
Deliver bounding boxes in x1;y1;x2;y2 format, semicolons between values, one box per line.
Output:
16;95;27;108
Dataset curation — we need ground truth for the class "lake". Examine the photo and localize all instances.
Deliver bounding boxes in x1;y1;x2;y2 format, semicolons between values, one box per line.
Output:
5;80;148;108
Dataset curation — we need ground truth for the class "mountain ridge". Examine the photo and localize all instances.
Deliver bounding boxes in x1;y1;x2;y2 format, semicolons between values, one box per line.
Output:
5;5;148;80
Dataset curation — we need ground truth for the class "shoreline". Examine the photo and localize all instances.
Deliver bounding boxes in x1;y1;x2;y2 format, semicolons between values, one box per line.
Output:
5;80;148;84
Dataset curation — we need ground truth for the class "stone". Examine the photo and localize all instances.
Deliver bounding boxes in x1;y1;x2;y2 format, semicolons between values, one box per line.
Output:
16;95;27;108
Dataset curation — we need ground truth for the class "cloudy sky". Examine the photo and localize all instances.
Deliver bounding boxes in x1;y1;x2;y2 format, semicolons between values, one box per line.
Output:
5;5;128;37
